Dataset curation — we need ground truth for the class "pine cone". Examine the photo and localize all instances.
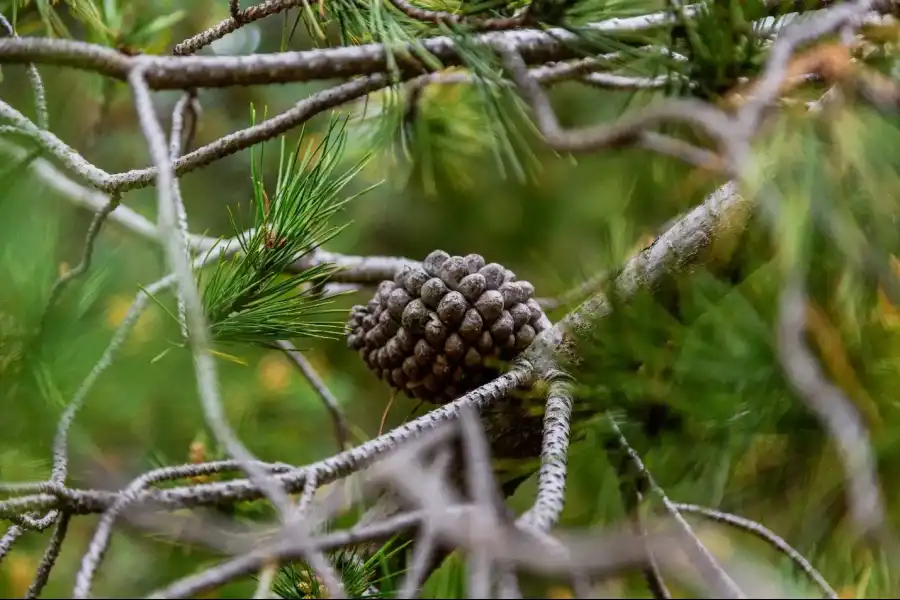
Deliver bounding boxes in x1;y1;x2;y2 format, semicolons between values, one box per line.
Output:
347;250;547;404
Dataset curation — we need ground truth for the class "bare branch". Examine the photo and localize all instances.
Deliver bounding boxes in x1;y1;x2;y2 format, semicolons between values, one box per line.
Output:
111;74;395;192
25;511;72;599
605;415;745;599
526;181;748;370
174;0;312;56
580;72;671;90
385;0;525;30
74;461;270;597
737;0;888;135
0;369;532;518
672;503;838;599
499;45;736;157
43;192;122;312
230;0;243;20
0;524;24;563
636;492;672;600
776;272;892;545
126;68;356;597
145;508;456;598
0;96;112;189
0;12;48;129
0;6;738;91
460;406;502;598
168;93;197;341
0;140;158;243
277;339;352;451
290;249;419;281
517;369;575;532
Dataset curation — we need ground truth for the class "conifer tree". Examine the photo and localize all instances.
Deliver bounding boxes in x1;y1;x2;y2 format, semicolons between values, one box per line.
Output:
1;0;900;597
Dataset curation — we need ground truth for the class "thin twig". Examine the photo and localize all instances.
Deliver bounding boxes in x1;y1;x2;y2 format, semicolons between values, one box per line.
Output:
499;45;737;156
43;191;122;312
277;339;351;451
25;511;72;599
130;64;293;516
776;272;892;546
130;63;347;597
460;405;502;598
230;0;243;20
174;0;313;55
0;524;25;563
0;12;48;129
636;493;671;600
672;503;838;599
168;94;196;341
605;415;746;599
385;0;525;31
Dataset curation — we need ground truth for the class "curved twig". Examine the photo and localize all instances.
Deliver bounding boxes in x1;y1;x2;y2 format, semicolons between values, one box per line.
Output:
672;503;838;599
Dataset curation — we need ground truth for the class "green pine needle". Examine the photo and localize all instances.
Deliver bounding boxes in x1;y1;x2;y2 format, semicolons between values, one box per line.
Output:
270;537;409;598
442;22;540;182
196;112;375;348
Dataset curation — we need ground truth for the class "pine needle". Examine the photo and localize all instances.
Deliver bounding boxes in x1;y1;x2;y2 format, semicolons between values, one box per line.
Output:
196;113;375;348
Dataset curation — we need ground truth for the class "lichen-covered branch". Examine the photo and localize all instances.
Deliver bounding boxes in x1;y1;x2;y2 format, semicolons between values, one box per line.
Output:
517;369;575;532
0;368;533;518
0;10;696;89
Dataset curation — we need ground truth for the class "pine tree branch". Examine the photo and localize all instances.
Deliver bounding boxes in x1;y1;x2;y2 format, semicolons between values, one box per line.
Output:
43;191;122;313
384;0;526;31
24;511;71;599
736;0;889;136
0;13;48;130
1;179;747;523
500;44;735;157
460;405;505;598
0;369;533;518
604;415;745;599
0;140;161;244
127;69;289;520
776;272;895;554
230;0;243;21
0;524;24;563
517;369;574;532
0;5;862;198
169;93;198;341
580;72;671;90
635;492;672;600
0;3;822;91
128;67;355;599
144;497;683;599
0;97;112;189
671;503;838;599
0;73;393;192
143;507;459;598
277;339;352;451
174;0;314;56
525;180;747;371
0;23;656;89
291;250;421;282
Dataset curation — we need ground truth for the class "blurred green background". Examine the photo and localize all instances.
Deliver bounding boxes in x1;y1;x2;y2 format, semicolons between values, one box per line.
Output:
2;0;900;597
